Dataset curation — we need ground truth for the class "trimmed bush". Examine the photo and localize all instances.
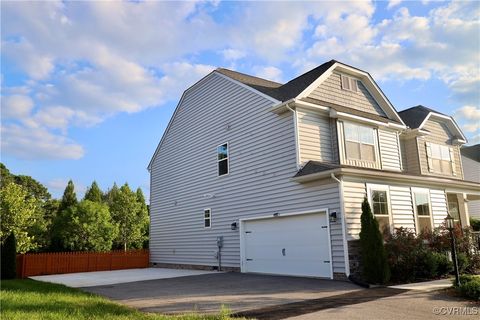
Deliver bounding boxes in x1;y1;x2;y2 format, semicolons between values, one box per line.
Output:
414;250;438;280
457;252;469;274
1;233;17;279
470;218;480;231
359;197;390;284
432;252;453;277
455;275;480;300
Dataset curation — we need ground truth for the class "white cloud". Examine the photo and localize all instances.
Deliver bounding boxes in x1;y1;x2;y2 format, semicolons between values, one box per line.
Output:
387;0;403;10
222;48;246;61
455;106;480;121
1;95;34;119
1;123;84;160
253;66;283;83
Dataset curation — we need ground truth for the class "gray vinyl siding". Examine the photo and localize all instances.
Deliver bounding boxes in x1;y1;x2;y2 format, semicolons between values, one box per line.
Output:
308;72;385;116
342;178;451;239
378;129;402;171
297;107;334;164
417;119;464;179
149;72;345;274
461;156;480;183
461;155;480;219
468;201;480;219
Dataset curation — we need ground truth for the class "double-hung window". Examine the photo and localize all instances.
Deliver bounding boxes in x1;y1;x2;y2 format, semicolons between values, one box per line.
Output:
204;209;211;228
447;193;461;226
217;143;229;176
413;190;432;234
368;185;391;234
426;143;453;175
344;122;376;162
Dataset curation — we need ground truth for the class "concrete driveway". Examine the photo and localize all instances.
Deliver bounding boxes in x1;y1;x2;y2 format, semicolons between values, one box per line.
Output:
82;272;367;315
30;268;217;287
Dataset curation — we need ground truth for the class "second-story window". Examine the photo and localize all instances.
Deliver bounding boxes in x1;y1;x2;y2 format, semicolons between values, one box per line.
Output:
344;122;376;162
217;143;229;176
426;142;453;175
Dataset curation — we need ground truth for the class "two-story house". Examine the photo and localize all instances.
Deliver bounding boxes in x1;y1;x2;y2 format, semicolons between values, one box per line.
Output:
148;60;480;280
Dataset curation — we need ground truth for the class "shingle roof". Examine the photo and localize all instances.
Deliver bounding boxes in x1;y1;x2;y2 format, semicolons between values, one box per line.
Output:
398;105;447;129
216;60;336;102
293;161;340;177
461;144;480;162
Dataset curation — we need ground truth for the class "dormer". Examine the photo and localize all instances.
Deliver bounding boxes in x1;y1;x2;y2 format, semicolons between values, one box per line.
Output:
399;105;467;179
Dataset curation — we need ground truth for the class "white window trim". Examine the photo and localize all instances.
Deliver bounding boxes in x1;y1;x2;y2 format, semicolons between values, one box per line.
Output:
367;184;393;233
341;74;359;93
411;187;433;234
343;121;377;163
204;208;212;229
217;142;230;177
425;142;456;176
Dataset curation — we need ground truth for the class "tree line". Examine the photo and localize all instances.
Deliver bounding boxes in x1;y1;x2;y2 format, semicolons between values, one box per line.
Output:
0;163;149;253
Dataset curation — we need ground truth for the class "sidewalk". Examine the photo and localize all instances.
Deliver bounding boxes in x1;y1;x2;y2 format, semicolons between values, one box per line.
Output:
388;278;453;291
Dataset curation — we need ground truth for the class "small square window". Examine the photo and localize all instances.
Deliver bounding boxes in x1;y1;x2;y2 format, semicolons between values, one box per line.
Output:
204;209;211;228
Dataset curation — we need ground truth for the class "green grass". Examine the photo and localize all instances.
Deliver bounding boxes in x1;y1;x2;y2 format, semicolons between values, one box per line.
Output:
0;279;239;320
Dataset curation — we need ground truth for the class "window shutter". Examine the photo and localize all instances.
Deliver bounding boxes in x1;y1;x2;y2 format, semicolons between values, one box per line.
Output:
449;147;457;176
351;79;358;92
341;75;350;90
425;142;434;172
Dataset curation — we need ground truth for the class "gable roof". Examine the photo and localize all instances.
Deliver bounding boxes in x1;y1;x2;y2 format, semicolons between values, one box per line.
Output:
398;105;446;129
216;60;336;102
398;105;467;142
461;144;480;162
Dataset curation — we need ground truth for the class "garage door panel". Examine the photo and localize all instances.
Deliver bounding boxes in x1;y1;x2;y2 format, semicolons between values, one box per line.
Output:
242;212;331;278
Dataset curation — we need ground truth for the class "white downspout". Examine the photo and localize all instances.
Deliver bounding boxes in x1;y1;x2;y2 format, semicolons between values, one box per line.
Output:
286;103;301;169
331;173;351;277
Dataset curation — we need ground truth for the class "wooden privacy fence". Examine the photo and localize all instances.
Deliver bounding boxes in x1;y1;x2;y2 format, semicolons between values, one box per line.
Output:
16;249;149;278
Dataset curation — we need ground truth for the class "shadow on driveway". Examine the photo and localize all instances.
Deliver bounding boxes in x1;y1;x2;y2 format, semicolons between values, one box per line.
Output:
82;272;367;314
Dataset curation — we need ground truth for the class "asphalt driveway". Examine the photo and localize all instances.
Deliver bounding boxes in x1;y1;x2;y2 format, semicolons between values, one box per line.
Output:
82;272;366;315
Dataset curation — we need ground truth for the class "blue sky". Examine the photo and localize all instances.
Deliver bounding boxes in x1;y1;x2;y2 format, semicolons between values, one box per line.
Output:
1;0;479;200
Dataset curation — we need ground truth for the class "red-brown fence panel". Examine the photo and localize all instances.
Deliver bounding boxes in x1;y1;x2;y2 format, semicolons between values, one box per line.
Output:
16;249;149;278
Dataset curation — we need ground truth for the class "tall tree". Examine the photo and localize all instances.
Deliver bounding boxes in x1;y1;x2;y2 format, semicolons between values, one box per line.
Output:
1;233;17;279
0;182;37;252
59;180;77;212
136;188;150;249
84;181;103;202
359;197;390;284
58;200;118;252
104;182;119;207
110;183;143;251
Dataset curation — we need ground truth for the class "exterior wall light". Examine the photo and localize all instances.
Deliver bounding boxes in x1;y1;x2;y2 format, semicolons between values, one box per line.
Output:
231;222;237;230
329;211;337;223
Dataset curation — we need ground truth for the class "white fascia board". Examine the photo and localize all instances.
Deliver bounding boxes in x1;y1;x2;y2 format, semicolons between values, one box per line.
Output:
296;63;338;100
296;62;406;127
270;98;296;114
330;109;388;127
215;71;280;104
418;112;467;143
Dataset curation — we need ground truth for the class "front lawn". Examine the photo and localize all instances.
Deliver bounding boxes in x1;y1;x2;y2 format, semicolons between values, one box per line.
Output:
0;279;238;320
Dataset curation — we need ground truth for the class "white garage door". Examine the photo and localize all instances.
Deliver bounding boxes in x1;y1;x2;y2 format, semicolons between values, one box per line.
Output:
241;212;332;278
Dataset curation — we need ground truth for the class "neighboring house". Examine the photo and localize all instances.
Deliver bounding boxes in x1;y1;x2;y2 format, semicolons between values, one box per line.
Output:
148;60;480;280
461;145;480;219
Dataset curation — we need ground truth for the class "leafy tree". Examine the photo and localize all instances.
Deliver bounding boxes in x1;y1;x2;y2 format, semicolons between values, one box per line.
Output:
0;182;37;252
58;200;118;252
104;182;119;207
13;175;51;202
84;181;103;202
111;184;145;251
135;188;150;249
359;197;390;284
1;233;17;279
0;163;14;187
59;180;77;212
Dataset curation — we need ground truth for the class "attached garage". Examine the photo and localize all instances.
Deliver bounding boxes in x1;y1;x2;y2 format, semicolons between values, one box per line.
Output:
239;210;333;278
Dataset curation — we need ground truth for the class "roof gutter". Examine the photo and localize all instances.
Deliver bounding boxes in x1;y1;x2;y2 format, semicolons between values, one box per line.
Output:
293;167;480;192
